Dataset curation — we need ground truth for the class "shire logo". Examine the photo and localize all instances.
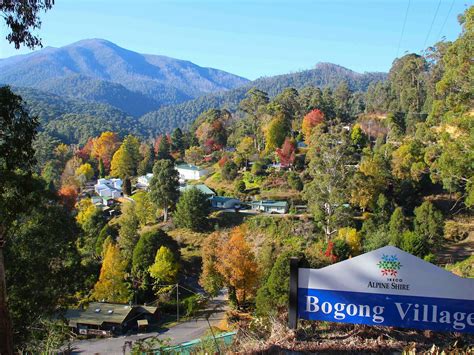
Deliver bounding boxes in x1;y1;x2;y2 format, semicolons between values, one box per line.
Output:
377;254;402;277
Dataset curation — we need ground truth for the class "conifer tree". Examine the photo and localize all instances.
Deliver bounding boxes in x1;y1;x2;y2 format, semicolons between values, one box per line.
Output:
149;160;179;222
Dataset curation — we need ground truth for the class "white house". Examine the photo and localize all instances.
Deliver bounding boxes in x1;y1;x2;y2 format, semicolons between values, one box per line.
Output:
250;200;288;214
94;178;123;199
137;173;154;188
176;164;208;182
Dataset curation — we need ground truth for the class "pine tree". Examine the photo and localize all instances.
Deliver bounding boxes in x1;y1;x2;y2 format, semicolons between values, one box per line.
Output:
174;187;210;231
98;158;105;178
149;160;180;222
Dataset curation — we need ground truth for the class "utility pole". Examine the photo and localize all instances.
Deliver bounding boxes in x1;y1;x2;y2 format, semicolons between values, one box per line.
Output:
176;283;179;322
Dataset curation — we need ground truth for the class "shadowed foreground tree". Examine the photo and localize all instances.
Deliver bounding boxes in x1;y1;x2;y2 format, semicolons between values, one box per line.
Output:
1;0;54;49
0;86;38;355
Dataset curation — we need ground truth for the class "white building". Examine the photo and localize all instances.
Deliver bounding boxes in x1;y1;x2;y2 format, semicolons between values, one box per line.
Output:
94;178;123;199
176;164;208;182
137;173;154;188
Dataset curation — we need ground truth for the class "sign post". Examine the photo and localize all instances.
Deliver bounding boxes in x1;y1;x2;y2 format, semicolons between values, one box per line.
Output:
288;257;299;329
289;246;474;333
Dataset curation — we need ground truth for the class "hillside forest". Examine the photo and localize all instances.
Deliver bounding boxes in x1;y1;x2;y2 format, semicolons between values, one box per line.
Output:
0;5;473;352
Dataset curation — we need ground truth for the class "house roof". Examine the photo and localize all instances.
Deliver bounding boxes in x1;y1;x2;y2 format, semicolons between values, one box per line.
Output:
250;200;288;208
64;302;157;327
176;164;205;172
210;196;240;203
179;184;215;196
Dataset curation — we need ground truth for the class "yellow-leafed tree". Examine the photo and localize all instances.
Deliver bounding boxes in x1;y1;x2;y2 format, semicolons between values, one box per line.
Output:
148;246;179;284
92;242;130;303
217;226;259;307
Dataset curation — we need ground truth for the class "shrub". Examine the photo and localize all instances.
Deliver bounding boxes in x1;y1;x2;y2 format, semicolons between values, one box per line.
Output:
287;172;303;191
251;161;265;176
221;161;238;181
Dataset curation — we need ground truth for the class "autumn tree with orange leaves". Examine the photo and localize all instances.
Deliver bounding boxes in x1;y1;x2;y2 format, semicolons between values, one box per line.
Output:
92;131;120;171
58;185;78;211
302;109;324;144
216;226;259;307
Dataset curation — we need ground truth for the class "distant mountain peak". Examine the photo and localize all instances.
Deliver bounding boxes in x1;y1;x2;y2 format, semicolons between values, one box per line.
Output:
0;39;250;116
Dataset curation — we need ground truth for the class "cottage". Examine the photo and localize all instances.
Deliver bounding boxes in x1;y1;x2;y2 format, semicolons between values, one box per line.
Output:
64;302;158;336
250;200;288;214
179;184;216;197
176;164;208;181
137;173;154;188
94;178;123;199
210;196;241;209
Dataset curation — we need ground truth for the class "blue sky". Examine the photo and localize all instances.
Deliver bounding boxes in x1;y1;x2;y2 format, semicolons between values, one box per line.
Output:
0;0;470;79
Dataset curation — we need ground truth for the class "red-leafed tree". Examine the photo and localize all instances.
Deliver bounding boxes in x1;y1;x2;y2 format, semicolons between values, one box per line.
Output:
76;137;95;161
58;185;78;211
276;138;296;168
302;109;324;143
218;155;229;168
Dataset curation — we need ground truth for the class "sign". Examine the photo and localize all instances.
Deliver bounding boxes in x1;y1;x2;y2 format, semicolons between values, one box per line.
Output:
289;246;474;333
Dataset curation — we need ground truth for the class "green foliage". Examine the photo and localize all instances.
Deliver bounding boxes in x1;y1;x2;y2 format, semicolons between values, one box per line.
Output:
287;172;303;191
132;191;158;226
250;161;265;176
174;188;211;231
256;251;298;316
123;176;132;195
446;255;474;278
117;202;140;265
265;114;288;153
149;159;180;221
6;197;82;346
303;125;355;239
388;207;405;247
221;161;238;181
235;179;246;194
140;65;385;134
413;201;444;250
401;230;428;258
132;230;179;291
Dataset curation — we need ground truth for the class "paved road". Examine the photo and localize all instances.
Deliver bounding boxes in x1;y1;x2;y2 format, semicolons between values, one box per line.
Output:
69;296;227;354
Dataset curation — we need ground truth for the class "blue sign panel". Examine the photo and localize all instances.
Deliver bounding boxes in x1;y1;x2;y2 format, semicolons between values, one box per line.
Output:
289;246;474;333
298;288;474;334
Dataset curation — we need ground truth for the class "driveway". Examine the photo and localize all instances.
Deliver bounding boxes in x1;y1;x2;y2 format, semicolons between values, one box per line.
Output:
68;295;227;354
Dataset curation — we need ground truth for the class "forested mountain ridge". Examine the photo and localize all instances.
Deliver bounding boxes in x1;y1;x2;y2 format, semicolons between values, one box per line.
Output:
139;62;387;134
10;86;141;145
0;39;250;115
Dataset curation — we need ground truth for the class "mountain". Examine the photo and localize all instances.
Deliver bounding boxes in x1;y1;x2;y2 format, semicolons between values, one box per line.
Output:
11;86;142;145
139;63;387;134
0;39;250;116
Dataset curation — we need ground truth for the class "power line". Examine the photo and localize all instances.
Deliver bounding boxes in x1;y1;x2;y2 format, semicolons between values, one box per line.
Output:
423;0;443;48
436;0;456;42
396;0;412;58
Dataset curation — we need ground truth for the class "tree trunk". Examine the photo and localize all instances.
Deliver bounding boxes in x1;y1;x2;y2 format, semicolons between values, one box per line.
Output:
163;206;168;222
0;233;14;355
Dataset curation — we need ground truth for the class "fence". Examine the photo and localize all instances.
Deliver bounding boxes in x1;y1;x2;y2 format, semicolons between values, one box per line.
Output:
152;331;236;354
